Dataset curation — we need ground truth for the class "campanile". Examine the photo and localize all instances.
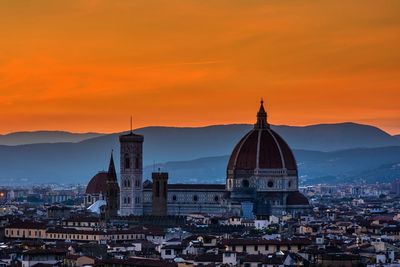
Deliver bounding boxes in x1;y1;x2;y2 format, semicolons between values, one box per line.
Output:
119;132;144;216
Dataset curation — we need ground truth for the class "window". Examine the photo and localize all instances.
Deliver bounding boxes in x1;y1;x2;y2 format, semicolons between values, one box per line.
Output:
172;195;177;201
124;155;130;169
243;245;246;252
135;157;139;169
242;179;249;188
288;181;292;188
268;181;274;188
254;245;258;251
166;249;172;255
193;195;198;202
214;195;219;202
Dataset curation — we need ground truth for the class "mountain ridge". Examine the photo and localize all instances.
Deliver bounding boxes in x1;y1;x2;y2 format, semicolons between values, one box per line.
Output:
0;122;399;185
0;131;104;146
144;146;400;185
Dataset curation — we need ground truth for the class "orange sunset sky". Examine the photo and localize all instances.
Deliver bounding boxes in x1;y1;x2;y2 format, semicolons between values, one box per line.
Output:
0;1;399;134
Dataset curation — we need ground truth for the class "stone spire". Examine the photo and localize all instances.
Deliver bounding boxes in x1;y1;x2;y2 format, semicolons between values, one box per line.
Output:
107;151;117;182
105;150;120;220
254;98;269;129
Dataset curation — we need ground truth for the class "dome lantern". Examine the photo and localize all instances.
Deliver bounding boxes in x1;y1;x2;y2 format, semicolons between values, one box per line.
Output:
254;98;269;129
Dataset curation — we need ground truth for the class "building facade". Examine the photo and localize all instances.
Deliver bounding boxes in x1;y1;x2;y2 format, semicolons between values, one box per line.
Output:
118;101;310;218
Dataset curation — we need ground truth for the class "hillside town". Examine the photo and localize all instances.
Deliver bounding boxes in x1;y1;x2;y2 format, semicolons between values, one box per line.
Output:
1;181;400;266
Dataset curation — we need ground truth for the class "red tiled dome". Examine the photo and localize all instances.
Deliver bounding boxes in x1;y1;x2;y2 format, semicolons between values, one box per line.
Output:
286;191;309;206
227;128;297;171
227;101;297;173
85;172;108;195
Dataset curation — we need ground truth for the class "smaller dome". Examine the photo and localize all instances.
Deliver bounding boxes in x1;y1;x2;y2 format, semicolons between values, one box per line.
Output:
85;172;108;195
286;192;309;206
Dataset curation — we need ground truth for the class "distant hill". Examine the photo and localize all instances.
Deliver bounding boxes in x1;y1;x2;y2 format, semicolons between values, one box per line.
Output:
143;147;400;185
77;122;400;164
0;131;104;145
274;122;399;151
346;162;400;184
0;122;399;185
395;134;400;141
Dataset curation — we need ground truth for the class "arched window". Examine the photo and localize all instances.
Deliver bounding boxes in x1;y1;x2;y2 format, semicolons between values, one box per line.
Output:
124;154;130;169
172;195;177;201
193;195;198;202
214;195;219;202
87;195;91;203
135;197;140;204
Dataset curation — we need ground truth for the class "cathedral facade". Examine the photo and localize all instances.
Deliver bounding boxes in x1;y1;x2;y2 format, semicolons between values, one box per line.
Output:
117;101;310;218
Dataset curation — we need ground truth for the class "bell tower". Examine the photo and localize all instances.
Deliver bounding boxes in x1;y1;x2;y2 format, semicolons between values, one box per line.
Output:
119;131;144;216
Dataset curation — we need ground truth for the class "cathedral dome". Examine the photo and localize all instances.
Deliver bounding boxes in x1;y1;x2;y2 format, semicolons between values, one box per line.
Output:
227;100;297;173
85;172;108;195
